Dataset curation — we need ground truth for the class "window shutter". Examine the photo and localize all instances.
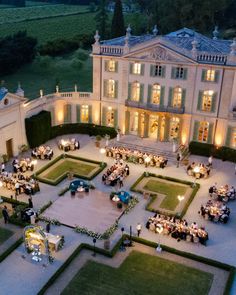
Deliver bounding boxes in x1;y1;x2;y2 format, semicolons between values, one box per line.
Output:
129;63;133;74
67;104;71;123
114;81;118;99
104;60;108;71
211;92;217;112
201;70;206;82
214;70;220;83
193;121;199;141
225;126;232;147
115;61;118;73
125;110;130;134
140;84;144;103
102;107;107;126
138;113;142;136
207;123;214;144
49;106;55;126
88;105;92;123
64;104;71;123
164;117;170;141
168;87;173;106
76;105;81;123
181;89;186;108
63;104;67;123
160;86;165;106
183;68;188;80
161;66;166;78
147;85;152;104
103;80;108;97
144;113;149;137
197;91;203;111
150;65;154;77
128;83;132;100
114;109;118;128
171;67;176;79
141;64;145;75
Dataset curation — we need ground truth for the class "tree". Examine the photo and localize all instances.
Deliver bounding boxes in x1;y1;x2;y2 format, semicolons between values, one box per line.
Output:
95;0;109;39
111;0;125;38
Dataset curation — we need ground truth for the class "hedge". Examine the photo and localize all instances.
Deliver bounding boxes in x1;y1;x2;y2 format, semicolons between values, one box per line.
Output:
25;110;51;148
189;141;236;162
130;172;199;218
34;153;106;185
0;238;23;263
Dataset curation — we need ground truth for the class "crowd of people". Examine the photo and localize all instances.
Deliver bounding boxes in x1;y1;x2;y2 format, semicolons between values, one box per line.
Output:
187;162;211;179
199;200;230;223
102;160;129;187
209;183;236;202
146;213;208;245
105;146;168;168
0;171;40;195
58;138;80;151
12;158;35;173
31;145;53;160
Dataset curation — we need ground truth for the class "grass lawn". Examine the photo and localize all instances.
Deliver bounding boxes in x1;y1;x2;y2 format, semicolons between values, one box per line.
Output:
62;251;213;295
144;179;187;211
2;53;92;99
0;227;13;244
44;160;96;180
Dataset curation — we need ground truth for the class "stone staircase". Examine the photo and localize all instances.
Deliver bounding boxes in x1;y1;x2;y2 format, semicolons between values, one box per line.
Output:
108;139;177;162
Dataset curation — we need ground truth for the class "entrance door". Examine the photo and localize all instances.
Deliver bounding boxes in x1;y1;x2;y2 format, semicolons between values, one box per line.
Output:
149;115;159;139
6;139;13;158
130;112;139;135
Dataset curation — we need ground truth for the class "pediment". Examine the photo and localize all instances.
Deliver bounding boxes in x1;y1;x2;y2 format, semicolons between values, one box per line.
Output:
125;44;195;64
0;92;25;110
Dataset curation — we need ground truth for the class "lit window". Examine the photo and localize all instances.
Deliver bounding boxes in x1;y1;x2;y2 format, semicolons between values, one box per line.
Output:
81;105;89;123
133;63;141;75
202;90;214;112
198;121;209;142
152;84;161;104
170;117;180;139
206;70;215;82
173;87;182;108
107;79;115;98
131;82;140;101
106;109;114;127
107;60;116;72
231;128;236;148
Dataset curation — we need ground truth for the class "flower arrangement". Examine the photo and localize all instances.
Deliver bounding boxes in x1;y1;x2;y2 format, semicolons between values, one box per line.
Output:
39;216;61;226
123;196;139;214
38;201;53;214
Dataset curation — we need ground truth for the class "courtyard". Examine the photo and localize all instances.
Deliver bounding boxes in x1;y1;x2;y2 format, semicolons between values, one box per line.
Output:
0;134;236;295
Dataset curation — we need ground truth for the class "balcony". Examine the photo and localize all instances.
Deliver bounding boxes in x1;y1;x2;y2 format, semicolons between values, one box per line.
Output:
125;100;185;114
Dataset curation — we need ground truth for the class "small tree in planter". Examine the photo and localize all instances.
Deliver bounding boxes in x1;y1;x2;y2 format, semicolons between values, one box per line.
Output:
117;202;123;209
95;135;102;147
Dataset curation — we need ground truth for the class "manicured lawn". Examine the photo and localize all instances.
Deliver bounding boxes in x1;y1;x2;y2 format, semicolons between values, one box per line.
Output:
62;251;213;295
2;53;92;99
0;227;13;244
144;179;187;211
44;160;96;180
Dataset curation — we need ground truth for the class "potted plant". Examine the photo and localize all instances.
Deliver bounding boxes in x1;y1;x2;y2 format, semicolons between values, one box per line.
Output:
95;135;102;147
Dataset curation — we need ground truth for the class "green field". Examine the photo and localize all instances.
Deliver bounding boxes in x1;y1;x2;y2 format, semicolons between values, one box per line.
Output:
42;159;98;181
2;52;92;99
62;251;213;295
0;4;89;24
144;179;187;211
0;227;13;244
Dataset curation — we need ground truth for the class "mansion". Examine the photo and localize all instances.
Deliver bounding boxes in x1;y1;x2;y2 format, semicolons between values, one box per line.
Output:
0;26;236;158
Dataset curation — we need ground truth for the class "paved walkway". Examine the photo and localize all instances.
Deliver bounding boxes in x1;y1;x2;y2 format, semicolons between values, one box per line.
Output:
0;134;236;294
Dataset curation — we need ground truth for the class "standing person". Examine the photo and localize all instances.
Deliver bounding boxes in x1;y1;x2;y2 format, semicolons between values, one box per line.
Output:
28;197;33;208
136;223;142;237
1;162;5;173
208;155;213;168
119;175;124;188
176;153;180;168
2;206;9;224
46;222;51;233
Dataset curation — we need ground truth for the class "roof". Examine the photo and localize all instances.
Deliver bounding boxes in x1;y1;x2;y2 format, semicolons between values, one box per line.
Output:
0;87;8;101
101;28;233;55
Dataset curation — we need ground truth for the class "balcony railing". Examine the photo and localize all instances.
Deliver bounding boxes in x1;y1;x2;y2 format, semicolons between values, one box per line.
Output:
100;45;124;56
197;53;227;65
125;100;185;114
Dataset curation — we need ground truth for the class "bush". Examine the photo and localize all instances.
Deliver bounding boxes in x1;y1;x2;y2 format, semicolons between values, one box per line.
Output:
39;39;78;56
70;58;83;70
73;48;89;61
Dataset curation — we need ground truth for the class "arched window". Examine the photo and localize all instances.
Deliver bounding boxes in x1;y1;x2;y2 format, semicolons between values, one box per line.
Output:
198;121;209;142
131;82;140;101
106;108;115;127
173;87;182;108
202;90;214;112
81;105;89;123
152;84;161;104
170;117;180;139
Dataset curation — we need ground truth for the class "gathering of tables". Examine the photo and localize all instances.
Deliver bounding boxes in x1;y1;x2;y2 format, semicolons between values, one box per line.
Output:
58;138;80;152
199;200;230;223
111;191;131;204
209;184;236;202
69;180;90;195
12;158;36;173
187;162;211;179
102;161;129;186
31;145;53;160
106;146;168;168
146;213;208;245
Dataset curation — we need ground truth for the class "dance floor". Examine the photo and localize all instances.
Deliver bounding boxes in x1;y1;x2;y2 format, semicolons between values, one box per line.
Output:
42;190;122;233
